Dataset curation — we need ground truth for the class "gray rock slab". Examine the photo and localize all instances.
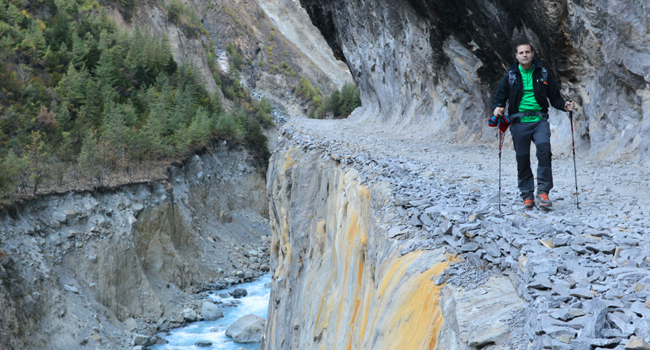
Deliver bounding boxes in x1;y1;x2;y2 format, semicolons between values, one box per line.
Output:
570;288;595;299
387;226;407;238
608;312;635;336
225;314;265;343
630;301;650;318
586;241;617;254
53;211;67;223
444;275;526;347
460;242;479;252
573;299;607;340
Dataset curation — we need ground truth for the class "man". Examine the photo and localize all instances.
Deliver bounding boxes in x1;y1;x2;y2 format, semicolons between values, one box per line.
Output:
492;42;575;209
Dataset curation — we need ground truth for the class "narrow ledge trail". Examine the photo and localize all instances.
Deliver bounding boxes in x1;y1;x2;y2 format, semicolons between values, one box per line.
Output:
277;113;650;349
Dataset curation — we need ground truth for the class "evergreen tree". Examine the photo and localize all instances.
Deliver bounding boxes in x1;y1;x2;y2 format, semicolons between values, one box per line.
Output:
55;63;87;109
95;48;116;91
0;0;7;22
25;131;47;194
51;100;68;131
101;102;132;170
7;3;24;27
57;42;70;67
32;25;46;59
80;78;102;127
137;114;168;160
78;131;101;184
186;106;212;147
0;151;24;194
71;31;88;68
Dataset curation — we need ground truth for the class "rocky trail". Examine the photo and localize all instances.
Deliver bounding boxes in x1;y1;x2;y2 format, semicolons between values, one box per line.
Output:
278;114;650;349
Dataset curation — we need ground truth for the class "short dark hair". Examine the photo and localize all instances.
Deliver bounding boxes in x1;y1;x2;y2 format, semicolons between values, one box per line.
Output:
515;42;535;53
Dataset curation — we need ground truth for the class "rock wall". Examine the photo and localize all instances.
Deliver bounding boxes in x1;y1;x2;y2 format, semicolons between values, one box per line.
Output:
0;145;271;349
298;0;650;160
252;0;353;89
262;138;526;350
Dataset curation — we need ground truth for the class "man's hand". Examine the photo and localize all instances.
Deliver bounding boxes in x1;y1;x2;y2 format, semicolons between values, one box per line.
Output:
565;100;575;112
493;107;504;117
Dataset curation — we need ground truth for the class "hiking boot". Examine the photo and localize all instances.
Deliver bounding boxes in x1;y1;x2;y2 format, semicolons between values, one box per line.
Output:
537;193;552;208
523;198;535;210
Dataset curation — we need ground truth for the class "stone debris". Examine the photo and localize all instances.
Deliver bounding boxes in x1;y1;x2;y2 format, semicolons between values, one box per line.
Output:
277;121;650;349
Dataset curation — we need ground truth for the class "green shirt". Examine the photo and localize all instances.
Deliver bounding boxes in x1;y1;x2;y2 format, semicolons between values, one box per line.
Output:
518;64;543;122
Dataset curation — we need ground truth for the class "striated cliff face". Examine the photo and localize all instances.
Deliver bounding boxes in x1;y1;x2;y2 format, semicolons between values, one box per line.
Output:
262;139;528;350
298;0;650;160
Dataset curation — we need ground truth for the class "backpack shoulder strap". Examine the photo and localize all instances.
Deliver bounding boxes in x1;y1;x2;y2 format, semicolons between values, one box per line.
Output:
541;67;548;81
508;70;517;88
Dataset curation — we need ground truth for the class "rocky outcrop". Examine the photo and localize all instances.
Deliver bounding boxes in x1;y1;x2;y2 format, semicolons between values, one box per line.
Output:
262;139;527;349
0;144;271;349
253;0;353;88
298;0;650;160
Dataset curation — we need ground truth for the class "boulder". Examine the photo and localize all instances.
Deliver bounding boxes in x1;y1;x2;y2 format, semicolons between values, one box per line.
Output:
64;209;77;221
183;308;197;322
201;301;224;321
133;334;151;346
230;288;248;298
225;314;266;343
53;211;67;223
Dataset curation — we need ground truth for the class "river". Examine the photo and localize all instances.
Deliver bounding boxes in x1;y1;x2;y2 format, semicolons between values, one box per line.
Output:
151;274;272;350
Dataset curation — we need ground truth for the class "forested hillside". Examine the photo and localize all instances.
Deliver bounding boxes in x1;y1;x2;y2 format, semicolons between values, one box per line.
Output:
0;0;273;204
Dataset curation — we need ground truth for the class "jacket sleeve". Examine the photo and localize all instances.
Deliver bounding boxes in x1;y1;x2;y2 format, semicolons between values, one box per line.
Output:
545;72;566;111
492;74;510;110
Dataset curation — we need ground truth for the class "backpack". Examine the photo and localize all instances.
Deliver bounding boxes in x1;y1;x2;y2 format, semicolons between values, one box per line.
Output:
508;67;548;88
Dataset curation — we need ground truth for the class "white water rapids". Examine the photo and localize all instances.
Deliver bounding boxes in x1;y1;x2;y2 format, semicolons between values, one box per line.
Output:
151;274;271;350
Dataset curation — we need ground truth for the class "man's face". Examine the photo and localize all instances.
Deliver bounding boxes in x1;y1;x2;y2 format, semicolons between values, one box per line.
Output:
515;45;534;66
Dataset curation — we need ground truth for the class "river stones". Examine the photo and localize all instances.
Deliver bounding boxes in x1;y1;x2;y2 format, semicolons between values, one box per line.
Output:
225;314;266;343
230;288;248;298
201;301;224;321
182;308;197;322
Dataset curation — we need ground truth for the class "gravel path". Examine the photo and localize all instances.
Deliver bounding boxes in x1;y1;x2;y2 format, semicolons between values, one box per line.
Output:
279;115;650;349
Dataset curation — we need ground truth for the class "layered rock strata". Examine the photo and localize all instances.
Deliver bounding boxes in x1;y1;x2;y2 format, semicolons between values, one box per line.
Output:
263;135;528;349
298;0;650;159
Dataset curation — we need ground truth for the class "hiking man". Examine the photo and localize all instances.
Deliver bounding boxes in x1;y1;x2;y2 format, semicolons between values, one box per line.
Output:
492;42;575;209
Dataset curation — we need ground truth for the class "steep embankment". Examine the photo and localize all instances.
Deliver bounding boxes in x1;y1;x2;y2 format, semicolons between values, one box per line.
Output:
0;145;271;349
298;0;650;160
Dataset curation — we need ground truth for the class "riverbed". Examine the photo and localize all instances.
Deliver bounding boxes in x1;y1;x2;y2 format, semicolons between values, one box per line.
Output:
151;274;271;350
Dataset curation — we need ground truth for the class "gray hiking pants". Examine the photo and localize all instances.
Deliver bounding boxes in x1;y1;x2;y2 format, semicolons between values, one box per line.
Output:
510;119;553;200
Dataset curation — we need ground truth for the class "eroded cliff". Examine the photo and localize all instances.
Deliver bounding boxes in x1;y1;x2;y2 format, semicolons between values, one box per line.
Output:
0;145;271;349
262;137;531;350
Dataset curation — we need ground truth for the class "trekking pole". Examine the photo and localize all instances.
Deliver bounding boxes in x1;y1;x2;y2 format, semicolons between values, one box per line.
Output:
568;103;580;209
497;117;503;213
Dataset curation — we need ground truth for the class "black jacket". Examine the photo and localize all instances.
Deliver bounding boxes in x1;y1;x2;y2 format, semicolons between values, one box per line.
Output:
492;60;566;115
